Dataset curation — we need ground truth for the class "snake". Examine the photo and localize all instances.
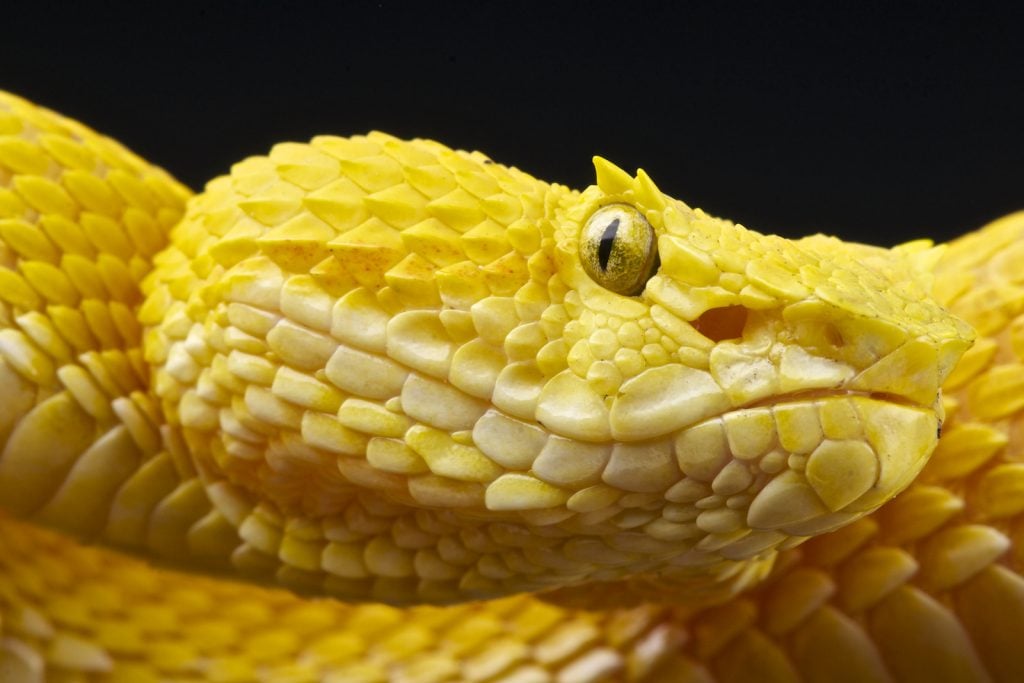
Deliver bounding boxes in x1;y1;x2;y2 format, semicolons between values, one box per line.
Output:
0;88;1021;683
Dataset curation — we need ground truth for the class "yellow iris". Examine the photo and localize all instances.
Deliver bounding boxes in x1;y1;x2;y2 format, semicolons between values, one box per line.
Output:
579;203;659;295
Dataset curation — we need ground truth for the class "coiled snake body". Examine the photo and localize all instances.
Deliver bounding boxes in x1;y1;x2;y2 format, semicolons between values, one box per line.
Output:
0;90;1021;682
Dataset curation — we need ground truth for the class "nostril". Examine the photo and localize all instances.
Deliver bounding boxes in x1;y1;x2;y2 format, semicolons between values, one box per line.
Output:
693;306;749;342
822;322;843;347
795;320;844;351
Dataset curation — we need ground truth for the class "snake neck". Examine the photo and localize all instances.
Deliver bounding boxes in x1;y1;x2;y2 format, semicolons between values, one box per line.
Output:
0;91;190;541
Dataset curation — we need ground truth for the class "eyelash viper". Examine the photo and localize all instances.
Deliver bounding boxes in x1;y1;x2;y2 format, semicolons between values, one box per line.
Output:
0;89;1021;683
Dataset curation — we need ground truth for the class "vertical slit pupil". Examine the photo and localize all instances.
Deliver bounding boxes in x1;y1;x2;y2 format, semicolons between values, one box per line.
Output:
597;218;620;271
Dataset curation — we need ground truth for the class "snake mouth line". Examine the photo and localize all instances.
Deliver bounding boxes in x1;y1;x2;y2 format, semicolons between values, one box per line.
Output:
740;388;936;413
730;388;941;440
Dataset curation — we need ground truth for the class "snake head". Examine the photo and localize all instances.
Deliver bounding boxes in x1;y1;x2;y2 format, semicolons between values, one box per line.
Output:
555;160;970;516
143;137;973;604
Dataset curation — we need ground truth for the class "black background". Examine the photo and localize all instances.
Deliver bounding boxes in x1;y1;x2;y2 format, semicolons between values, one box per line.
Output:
3;2;1022;246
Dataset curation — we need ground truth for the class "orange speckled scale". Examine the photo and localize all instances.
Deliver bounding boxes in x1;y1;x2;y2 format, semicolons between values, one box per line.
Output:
0;88;1022;681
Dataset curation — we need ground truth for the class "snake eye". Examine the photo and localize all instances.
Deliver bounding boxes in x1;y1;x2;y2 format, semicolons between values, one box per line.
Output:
579;204;659;295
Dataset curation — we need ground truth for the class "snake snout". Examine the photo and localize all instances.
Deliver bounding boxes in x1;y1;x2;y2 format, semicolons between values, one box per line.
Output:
846;333;973;408
782;297;974;411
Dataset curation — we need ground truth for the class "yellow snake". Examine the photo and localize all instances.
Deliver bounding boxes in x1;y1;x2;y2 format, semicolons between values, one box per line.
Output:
0;89;1020;682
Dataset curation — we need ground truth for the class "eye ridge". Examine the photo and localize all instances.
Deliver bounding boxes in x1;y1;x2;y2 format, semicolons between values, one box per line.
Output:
597;218;620;271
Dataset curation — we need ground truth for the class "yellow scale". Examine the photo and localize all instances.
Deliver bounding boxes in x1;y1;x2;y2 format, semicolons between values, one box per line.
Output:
0;89;1022;682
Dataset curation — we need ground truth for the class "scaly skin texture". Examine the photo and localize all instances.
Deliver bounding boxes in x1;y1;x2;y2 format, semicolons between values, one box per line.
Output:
0;90;1019;682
